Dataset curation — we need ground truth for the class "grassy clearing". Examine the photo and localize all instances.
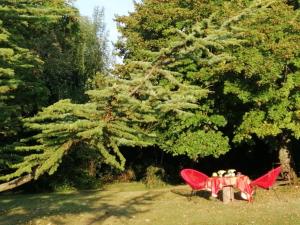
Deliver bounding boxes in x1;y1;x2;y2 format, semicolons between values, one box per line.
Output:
1;183;300;225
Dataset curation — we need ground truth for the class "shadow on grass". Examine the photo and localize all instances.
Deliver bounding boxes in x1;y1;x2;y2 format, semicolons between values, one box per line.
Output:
170;187;211;200
0;189;164;225
170;187;251;203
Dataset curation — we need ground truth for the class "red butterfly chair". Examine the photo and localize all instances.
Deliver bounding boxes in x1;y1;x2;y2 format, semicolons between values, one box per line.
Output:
250;166;282;200
180;169;209;199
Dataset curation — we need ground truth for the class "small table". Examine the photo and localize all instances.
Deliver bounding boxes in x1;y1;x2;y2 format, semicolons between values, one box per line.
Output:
205;175;253;203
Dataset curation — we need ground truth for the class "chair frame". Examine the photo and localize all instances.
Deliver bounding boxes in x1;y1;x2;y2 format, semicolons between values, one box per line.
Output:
180;168;209;200
250;166;281;201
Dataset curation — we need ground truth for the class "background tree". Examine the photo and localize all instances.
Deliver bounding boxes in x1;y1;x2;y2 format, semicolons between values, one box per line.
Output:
115;0;220;61
116;0;300;179
0;18;48;173
0;0;78;177
0;0;90;103
0;1;110;190
79;7;110;91
222;1;300;182
0;0;81;144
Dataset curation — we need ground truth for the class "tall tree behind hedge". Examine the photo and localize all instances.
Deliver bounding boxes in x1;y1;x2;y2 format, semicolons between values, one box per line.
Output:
65;7;110;176
79;7;110;91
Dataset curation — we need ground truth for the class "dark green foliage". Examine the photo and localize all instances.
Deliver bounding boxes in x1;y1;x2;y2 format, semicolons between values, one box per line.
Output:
0;22;48;182
0;19;47;148
0;0;92;103
0;0;78;179
219;1;300;143
0;0;80;147
0;1;110;188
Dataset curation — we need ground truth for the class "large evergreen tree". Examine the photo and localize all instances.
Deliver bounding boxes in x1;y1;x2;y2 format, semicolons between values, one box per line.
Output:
0;18;232;190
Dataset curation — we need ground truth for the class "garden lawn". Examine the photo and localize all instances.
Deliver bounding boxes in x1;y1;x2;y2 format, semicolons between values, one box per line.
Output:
1;183;300;225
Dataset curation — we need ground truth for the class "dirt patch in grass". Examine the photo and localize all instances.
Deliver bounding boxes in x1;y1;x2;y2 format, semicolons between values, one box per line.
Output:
1;183;300;225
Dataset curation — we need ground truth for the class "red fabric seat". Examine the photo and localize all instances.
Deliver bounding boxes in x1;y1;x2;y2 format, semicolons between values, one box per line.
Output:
250;166;281;189
180;169;209;191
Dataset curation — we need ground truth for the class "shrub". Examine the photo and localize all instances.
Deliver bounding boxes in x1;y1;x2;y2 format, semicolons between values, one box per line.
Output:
143;166;167;188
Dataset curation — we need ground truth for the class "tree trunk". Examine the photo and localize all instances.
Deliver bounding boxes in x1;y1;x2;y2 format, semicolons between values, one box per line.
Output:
0;174;33;193
278;136;297;184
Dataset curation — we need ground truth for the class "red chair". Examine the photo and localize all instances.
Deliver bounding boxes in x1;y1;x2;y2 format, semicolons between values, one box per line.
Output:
180;169;209;199
250;166;281;189
250;166;281;200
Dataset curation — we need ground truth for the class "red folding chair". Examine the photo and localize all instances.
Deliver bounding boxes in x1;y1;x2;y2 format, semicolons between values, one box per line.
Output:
250;166;281;200
180;169;209;199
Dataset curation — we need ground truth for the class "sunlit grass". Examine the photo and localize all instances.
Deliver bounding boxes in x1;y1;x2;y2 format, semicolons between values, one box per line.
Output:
1;183;300;225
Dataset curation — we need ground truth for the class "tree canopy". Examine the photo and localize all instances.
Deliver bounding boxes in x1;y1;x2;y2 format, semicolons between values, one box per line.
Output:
1;0;300;191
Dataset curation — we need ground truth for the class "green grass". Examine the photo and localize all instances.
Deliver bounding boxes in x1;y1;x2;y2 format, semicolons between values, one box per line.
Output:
1;183;300;225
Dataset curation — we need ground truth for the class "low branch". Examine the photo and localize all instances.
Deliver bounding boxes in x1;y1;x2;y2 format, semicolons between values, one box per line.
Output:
0;173;33;193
